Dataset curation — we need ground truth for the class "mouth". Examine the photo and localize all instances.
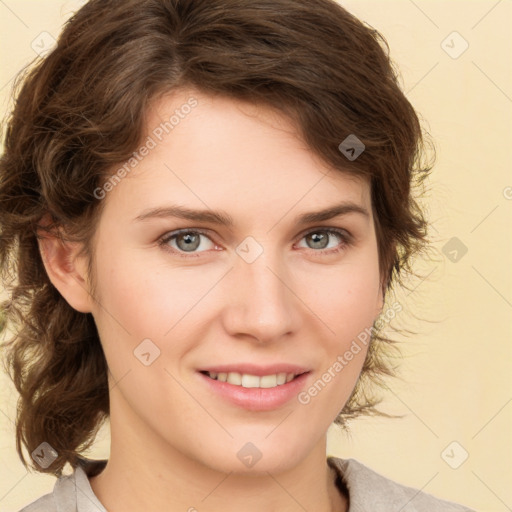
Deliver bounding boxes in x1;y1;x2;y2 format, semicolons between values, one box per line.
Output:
200;370;306;389
197;366;311;411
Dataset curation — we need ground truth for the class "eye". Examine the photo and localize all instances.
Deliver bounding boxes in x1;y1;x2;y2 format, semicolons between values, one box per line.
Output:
158;227;352;258
158;229;217;256
296;228;351;254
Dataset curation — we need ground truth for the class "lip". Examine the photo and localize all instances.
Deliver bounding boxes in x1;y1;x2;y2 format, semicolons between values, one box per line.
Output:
197;368;311;412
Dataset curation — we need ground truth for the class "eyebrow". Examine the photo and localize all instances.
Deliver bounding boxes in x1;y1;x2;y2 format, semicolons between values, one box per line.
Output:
133;201;369;226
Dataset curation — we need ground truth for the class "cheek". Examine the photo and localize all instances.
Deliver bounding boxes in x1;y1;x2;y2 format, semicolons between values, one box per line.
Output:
309;257;381;344
92;248;208;338
89;247;227;387
295;268;379;420
92;232;381;365
298;256;380;398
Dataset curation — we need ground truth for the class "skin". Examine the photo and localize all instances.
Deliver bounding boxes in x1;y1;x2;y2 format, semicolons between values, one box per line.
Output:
39;88;384;512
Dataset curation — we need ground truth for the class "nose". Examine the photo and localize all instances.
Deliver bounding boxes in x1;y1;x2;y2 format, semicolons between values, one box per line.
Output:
220;248;303;344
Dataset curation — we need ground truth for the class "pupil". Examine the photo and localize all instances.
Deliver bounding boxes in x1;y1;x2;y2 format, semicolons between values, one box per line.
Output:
310;232;327;249
178;233;199;251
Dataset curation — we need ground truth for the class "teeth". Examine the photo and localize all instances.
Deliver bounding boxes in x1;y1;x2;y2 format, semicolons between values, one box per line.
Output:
241;374;260;388
260;374;277;388
227;372;242;385
206;371;300;388
277;373;287;385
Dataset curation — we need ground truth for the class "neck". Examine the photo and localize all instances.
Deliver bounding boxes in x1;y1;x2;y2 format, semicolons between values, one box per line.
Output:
89;411;347;512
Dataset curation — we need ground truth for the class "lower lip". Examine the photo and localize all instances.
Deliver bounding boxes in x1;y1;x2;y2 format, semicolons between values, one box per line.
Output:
198;372;310;411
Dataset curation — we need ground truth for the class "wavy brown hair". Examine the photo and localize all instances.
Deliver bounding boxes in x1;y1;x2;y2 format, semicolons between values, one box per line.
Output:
0;0;435;476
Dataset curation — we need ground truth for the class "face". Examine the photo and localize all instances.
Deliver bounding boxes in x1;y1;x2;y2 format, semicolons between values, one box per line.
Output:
85;89;384;474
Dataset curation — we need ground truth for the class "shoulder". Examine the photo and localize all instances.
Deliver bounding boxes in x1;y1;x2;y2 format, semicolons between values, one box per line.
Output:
328;456;477;512
17;458;108;512
17;470;77;512
18;492;56;512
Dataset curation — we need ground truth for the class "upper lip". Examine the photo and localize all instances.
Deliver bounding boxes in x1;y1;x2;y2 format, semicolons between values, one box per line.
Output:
198;363;310;376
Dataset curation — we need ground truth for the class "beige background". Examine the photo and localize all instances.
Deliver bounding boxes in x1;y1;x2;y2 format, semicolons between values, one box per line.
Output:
0;1;511;510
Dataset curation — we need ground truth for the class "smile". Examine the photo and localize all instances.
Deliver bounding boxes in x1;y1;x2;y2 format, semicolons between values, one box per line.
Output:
203;371;300;389
198;369;311;411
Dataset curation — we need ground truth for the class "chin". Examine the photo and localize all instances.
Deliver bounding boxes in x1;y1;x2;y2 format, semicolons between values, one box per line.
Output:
193;435;308;476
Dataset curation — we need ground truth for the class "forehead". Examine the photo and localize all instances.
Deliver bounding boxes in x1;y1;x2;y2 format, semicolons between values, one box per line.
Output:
101;88;372;223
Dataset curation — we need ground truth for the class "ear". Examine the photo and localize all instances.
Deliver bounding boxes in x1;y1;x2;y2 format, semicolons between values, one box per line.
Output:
36;214;95;314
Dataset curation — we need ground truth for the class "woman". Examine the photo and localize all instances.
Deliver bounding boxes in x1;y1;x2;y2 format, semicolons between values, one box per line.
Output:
0;0;475;510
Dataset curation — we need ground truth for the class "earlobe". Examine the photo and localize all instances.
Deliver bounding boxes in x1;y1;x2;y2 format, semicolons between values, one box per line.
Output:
37;215;94;314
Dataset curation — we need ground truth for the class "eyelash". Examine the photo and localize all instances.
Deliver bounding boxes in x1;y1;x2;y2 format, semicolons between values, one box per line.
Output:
157;227;352;258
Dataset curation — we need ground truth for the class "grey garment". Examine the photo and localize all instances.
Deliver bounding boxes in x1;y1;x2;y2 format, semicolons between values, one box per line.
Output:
19;458;107;512
327;458;476;512
19;456;476;512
